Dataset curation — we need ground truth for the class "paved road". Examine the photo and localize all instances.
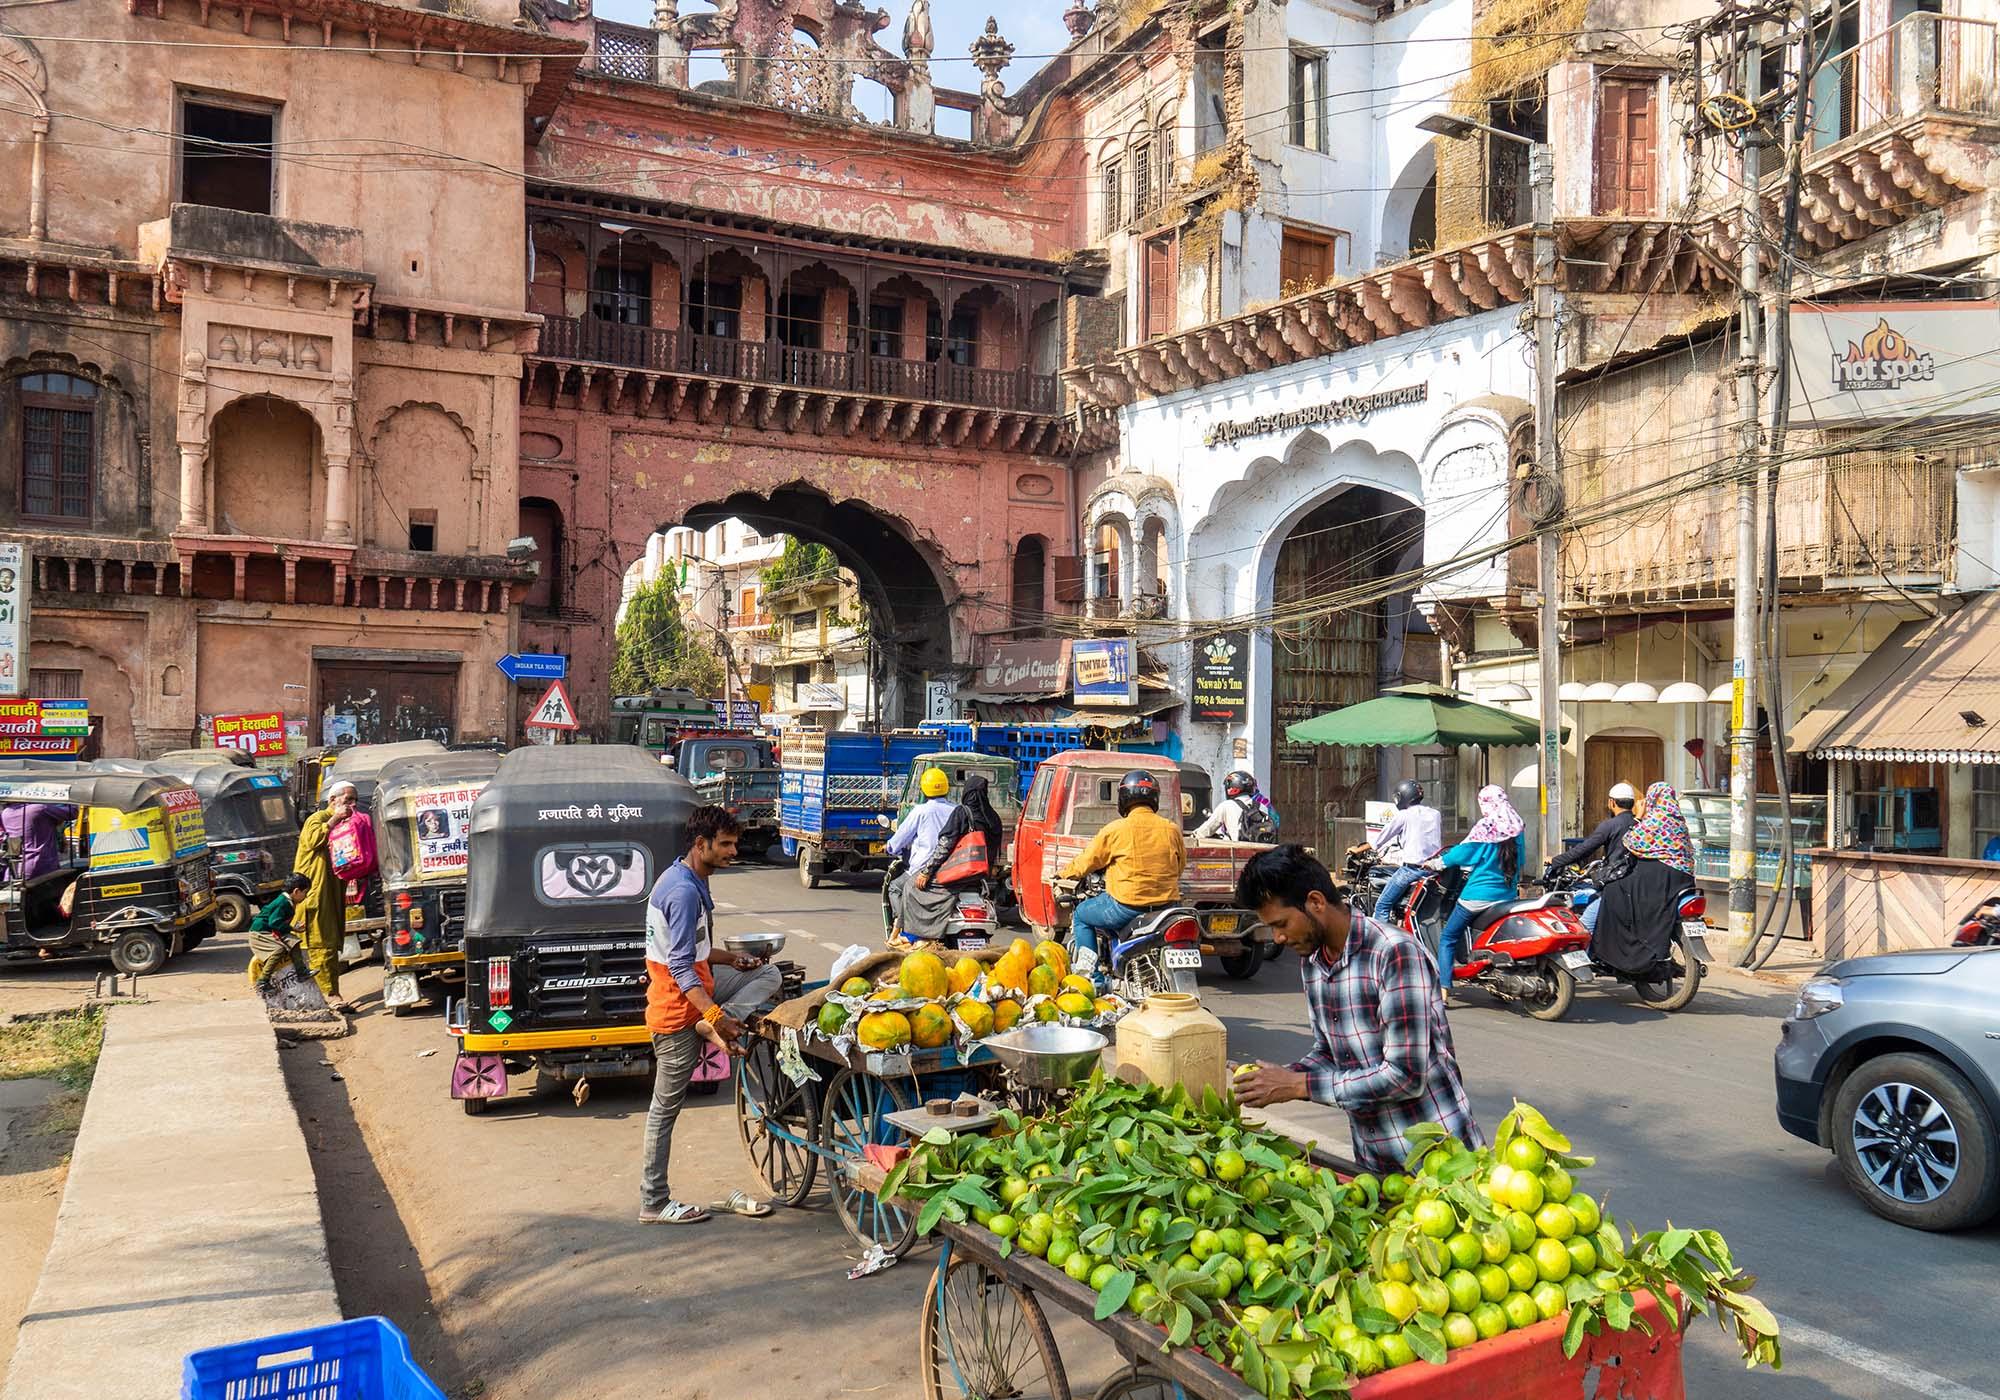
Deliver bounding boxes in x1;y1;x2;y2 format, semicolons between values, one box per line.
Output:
192;865;1997;1399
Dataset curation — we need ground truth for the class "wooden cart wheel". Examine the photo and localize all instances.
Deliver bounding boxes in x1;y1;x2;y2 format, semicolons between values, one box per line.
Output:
735;1037;818;1207
1090;1370;1176;1400
921;1255;1072;1400
821;1067;918;1255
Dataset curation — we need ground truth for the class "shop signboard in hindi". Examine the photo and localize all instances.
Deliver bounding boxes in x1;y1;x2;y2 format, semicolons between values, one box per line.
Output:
212;711;289;756
1071;638;1136;707
0;543;27;697
710;699;762;728
1191;631;1249;723
0;698;89;756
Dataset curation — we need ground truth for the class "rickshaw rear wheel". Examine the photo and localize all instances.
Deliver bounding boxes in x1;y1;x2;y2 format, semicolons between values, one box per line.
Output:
920;1255;1071;1400
1220;949;1260;980
213;894;251;934
110;930;167;976
822;1068;918;1255
735;1037;818;1206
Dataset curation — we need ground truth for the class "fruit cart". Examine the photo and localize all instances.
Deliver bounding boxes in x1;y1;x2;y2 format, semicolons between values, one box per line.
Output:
733;989;1008;1259
918;1213;1686;1400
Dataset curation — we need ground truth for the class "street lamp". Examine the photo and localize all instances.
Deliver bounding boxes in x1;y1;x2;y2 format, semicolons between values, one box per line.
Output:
1417;110;1561;866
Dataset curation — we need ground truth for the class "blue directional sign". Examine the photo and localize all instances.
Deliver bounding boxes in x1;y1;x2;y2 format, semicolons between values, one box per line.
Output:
497;652;567;683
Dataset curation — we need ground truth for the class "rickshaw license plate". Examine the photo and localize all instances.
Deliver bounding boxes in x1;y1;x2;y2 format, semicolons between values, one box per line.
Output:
383;972;420;1008
1208;914;1239;934
1165;949;1203;970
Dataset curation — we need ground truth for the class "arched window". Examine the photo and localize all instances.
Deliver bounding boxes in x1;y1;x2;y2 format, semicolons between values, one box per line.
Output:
19;373;97;520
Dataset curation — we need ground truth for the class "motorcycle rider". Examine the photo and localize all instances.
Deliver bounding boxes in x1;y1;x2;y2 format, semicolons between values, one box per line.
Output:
1590;781;1697;976
1347;779;1442;922
1545;782;1638;935
895;773;1006;943
1060;770;1186;981
1427;785;1525;1002
885;767;956;935
1194;770;1277;842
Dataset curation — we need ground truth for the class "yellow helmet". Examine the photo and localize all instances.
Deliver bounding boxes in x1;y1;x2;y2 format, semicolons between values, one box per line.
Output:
920;767;950;798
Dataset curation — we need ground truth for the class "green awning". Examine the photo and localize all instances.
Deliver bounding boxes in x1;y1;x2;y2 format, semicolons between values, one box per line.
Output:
1285;684;1556;749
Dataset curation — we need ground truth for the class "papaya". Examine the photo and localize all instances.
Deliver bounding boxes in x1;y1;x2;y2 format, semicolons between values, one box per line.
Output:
957;999;995;1038
1092;996;1119;1016
1008;936;1033;962
870;986;900;1002
1027;963;1059;998
840;976;873;998
1060;974;1096;997
1033;1000;1060;1023
899;950;948;1000
857;1011;912;1050
1055;991;1094;1017
910;1002;953;1049
1034;940;1069;980
991;998;1023;1033
948;956;982;995
817;1001;851;1036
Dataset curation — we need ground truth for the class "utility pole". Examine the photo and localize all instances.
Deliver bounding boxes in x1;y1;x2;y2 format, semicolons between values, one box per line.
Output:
1729;29;1766;949
1529;143;1563;869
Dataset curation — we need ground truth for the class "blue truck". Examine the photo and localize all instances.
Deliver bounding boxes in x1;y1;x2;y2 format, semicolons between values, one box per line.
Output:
779;728;935;889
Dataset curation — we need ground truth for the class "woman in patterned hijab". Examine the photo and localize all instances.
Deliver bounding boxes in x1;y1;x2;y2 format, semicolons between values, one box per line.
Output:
1593;781;1699;975
1621;782;1694;874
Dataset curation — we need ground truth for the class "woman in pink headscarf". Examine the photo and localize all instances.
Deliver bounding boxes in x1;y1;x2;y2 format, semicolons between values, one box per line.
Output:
1428;785;1525;998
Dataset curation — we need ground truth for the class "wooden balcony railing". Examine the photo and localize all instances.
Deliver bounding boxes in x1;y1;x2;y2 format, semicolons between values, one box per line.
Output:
539;315;1061;415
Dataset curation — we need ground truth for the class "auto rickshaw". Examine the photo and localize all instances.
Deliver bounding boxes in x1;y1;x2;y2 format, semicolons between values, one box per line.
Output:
318;740;448;961
1178;761;1214;834
291;746;342;814
0;763;217;975
1011;749;1276;979
447;744;695;1115
94;757;298;934
373;748;503;1015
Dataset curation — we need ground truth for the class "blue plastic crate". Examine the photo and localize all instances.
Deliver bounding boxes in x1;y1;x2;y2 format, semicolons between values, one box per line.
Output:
183;1317;445;1400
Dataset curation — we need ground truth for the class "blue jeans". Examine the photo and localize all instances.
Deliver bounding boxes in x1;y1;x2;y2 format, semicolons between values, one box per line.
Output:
1070;891;1143;975
1580;898;1602;934
1374;865;1425;923
1436;902;1492;989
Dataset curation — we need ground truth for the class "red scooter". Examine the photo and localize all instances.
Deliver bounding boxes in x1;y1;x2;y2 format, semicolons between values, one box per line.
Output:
1398;865;1593;1021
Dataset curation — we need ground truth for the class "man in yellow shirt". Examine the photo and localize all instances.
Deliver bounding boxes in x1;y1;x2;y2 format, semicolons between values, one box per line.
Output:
1060;770;1187;981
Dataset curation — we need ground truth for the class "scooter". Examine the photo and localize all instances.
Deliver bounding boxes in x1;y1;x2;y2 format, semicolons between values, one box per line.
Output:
1402;866;1593;1021
1542;866;1710;1011
881;857;1002;952
1053;874;1204;1000
1951;896;2000;947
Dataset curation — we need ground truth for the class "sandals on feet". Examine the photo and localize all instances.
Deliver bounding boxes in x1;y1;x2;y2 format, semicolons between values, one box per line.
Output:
710;1189;773;1218
640;1200;711;1225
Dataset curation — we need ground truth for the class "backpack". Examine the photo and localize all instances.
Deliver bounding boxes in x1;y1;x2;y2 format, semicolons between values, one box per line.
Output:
328;811;378;881
1237;798;1277;844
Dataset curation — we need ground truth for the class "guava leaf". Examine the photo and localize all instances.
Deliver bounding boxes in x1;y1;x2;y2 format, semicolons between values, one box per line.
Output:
1604;1290;1634;1331
917;1194;948;1235
1562;1303;1594;1358
1405;1322;1448;1366
1094;1270;1135;1320
1510;1100;1573;1154
1168;1302;1195;1349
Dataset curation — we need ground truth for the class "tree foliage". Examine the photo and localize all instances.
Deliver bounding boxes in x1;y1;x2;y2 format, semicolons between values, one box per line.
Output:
760;537;838;594
611;574;726;697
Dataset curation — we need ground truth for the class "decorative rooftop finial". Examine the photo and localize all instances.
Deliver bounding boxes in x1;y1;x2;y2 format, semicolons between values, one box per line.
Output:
1063;0;1092;38
903;0;934;64
969;15;1015;100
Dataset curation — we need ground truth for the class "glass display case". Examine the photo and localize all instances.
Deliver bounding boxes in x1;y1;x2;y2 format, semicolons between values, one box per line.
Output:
1680;791;1826;888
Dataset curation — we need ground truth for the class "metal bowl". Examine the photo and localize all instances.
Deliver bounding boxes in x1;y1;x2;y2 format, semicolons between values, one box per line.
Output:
723;932;787;958
983;1025;1109;1090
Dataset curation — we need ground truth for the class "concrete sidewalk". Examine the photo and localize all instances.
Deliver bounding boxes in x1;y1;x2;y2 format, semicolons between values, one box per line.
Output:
4;997;340;1400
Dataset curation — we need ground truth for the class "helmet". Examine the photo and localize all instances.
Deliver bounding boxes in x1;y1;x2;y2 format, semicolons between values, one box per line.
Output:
1116;770;1162;816
1223;769;1259;800
1608;782;1638;804
1393;779;1424;809
920;767;950;798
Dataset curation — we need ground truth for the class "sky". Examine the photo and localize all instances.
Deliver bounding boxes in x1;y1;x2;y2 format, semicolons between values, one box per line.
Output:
593;0;1075;125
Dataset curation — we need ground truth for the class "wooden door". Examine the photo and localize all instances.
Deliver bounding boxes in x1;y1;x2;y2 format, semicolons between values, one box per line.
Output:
1593;77;1658;215
1583;735;1665;813
1143;236;1177;341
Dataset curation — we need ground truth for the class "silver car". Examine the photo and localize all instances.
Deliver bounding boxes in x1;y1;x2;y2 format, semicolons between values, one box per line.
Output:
1775;945;2000;1231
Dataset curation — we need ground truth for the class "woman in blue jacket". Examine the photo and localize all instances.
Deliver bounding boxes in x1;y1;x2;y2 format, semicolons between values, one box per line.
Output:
1430;785;1525;998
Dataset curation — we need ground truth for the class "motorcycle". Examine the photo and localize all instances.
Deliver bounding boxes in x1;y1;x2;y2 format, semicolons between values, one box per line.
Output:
1542;865;1710;1012
1401;865;1591;1021
1053;874;1203;1000
881;857;1001;952
1340;849;1399;917
1951;897;2000;947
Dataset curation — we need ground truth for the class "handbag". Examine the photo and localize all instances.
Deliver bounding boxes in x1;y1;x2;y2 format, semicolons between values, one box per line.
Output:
329;812;378;881
931;831;991;886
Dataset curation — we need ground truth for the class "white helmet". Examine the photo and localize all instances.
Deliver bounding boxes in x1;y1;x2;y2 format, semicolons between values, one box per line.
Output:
1608;782;1638;803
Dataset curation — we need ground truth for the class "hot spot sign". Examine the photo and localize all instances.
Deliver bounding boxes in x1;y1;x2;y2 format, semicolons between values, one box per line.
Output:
213;711;288;756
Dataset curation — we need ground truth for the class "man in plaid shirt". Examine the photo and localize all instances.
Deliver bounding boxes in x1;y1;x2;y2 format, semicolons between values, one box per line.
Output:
1233;846;1481;1172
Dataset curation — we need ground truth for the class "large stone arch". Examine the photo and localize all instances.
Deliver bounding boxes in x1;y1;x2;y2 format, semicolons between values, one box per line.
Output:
1379;141;1438;263
209;394;320;540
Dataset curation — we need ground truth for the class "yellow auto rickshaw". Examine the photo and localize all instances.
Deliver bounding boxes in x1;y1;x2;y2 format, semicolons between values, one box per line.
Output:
374;748;502;1015
0;762;217;975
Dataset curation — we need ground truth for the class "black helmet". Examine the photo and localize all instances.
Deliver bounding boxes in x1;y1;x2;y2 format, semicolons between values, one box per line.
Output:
1116;770;1163;816
1393;779;1424;809
1223;769;1259;800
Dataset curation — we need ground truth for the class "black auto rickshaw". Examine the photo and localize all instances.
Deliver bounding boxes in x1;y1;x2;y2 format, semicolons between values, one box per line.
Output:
447;745;694;1115
1178;761;1214;834
374;748;502;1015
0;763;217;974
98;758;299;934
318;739;447;961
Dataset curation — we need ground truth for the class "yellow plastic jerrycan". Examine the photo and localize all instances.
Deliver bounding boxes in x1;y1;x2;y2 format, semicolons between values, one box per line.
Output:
1114;992;1226;1099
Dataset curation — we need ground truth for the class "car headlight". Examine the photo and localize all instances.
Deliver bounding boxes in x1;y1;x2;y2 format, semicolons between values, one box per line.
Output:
1792;976;1844;1020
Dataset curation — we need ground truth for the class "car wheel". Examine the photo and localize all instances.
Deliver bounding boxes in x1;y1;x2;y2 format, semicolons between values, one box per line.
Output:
1831;1052;2000;1231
